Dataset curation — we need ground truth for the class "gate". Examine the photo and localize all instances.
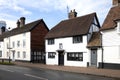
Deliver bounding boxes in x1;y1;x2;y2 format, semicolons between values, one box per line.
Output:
31;51;46;64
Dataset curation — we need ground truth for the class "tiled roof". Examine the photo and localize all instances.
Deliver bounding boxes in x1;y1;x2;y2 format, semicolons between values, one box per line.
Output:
87;32;101;48
0;19;44;39
101;6;120;30
45;13;98;39
0;35;4;41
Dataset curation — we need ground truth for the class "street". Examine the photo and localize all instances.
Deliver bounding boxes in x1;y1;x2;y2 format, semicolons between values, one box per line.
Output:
0;65;119;80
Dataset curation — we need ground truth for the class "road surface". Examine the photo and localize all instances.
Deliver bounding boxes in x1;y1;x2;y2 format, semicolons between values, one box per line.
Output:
0;65;119;80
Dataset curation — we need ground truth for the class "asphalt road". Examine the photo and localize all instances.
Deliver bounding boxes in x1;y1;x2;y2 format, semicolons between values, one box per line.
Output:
0;65;119;80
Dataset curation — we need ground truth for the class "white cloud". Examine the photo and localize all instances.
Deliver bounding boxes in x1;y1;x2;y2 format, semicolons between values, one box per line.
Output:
13;5;32;15
0;0;111;15
4;19;17;29
0;0;32;15
0;0;112;28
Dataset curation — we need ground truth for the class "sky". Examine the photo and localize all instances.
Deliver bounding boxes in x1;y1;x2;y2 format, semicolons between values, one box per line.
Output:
0;0;112;29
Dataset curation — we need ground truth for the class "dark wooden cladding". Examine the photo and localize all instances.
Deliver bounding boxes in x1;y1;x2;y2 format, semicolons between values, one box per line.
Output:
31;21;49;51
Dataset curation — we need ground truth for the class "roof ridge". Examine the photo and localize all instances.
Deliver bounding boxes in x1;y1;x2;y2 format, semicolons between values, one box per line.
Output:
25;19;42;26
101;5;120;30
46;12;97;39
61;12;96;22
11;19;42;31
1;19;43;38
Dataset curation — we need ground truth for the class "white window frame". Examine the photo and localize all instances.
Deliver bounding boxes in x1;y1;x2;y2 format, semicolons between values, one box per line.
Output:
48;52;56;58
23;51;26;58
48;39;54;45
117;21;120;33
12;41;15;48
73;36;83;43
0;43;1;48
17;41;20;47
17;51;20;58
23;39;26;47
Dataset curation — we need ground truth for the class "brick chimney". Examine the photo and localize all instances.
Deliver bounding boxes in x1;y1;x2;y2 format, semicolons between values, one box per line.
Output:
113;0;120;7
16;20;20;28
20;17;25;27
68;9;77;19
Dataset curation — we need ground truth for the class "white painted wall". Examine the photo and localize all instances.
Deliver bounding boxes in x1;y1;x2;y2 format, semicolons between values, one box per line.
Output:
3;32;31;61
46;36;89;67
102;29;120;46
103;46;120;64
0;41;4;58
46;51;58;65
102;27;120;64
46;36;88;52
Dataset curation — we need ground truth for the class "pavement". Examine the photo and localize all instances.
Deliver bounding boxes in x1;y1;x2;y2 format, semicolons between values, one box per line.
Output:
14;62;120;78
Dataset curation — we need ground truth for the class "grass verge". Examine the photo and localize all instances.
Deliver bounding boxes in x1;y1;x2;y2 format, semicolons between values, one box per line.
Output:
0;62;15;65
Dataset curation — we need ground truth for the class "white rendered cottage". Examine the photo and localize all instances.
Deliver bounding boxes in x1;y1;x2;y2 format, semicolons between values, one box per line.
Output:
0;17;49;63
0;27;6;59
100;0;120;69
0;40;4;59
45;10;102;67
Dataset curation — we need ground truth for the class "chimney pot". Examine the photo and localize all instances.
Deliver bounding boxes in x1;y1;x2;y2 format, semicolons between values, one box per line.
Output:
68;9;77;19
113;0;120;7
17;20;20;28
20;17;25;27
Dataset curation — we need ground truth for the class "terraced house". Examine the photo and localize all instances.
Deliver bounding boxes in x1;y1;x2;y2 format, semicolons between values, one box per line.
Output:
100;0;120;69
45;10;103;67
0;17;49;63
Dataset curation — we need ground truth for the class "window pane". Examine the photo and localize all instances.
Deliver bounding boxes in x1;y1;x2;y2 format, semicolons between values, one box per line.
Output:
48;52;56;58
17;52;20;58
48;39;54;45
23;40;26;47
67;52;83;61
17;41;20;47
23;52;26;58
73;36;82;43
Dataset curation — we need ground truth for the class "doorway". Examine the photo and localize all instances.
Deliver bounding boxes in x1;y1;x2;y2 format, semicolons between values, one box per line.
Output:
91;49;97;67
58;51;64;65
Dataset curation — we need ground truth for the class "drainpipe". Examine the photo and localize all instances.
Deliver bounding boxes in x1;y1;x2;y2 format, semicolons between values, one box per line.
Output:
8;27;11;63
100;31;104;68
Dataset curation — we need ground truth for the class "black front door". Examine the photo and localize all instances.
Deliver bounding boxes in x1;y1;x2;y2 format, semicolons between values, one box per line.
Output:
58;51;64;65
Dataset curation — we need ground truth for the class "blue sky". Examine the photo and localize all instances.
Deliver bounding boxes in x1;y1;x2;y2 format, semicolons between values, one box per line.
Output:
0;0;112;29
